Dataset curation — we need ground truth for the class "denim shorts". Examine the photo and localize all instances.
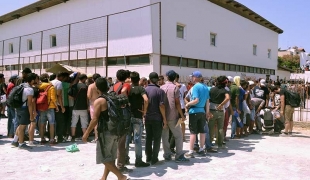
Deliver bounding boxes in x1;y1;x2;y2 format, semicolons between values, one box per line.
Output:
40;109;56;124
16;107;30;125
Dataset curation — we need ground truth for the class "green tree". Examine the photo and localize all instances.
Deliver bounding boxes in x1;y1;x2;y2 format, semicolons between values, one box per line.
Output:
278;55;300;70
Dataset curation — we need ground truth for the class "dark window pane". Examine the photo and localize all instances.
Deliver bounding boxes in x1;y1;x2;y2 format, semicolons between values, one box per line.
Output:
230;64;236;71
161;56;168;65
139;56;150;64
256;68;260;74
181;58;187;67
250;67;254;73
246;66;250;73
205;61;212;69
188;59;197;68
169;57;179;66
218;63;224;70
213;62;218;70
199;60;205;68
70;60;78;67
78;60;86;67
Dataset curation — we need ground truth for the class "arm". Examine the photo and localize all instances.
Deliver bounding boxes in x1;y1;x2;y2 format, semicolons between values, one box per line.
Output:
186;98;199;107
255;100;265;114
142;94;148;117
50;87;59;111
87;85;92;101
217;93;230;110
28;95;34;121
280;95;285;115
175;98;185;120
159;104;167;128
57;89;65;113
121;87;128;96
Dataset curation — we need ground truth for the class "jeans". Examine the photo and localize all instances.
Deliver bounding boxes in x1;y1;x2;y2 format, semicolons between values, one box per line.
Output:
7;107;15;135
145;120;163;162
204;121;212;149
161;119;183;159
231;115;237;138
125;118;143;162
208;110;224;147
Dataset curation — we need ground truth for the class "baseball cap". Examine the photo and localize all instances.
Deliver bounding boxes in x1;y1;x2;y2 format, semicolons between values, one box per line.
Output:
10;74;19;79
22;67;32;74
227;76;234;82
191;71;202;78
166;70;177;80
248;81;254;86
0;74;4;78
149;72;159;81
260;79;266;86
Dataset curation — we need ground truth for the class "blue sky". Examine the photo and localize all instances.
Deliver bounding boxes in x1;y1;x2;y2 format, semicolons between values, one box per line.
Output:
1;0;309;51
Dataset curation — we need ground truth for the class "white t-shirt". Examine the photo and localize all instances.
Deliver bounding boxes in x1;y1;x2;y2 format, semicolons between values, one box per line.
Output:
51;79;63;105
179;84;188;109
22;83;34;106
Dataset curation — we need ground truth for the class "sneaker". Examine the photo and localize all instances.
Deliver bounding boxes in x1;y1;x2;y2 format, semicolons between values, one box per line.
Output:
196;150;206;157
164;155;172;161
175;154;190;163
150;158;159;165
125;157;130;165
118;166;133;173
218;145;228;150
193;146;199;152
49;140;57;146
184;152;195;158
41;139;48;145
135;161;150;167
18;143;32;150
11;141;18;147
28;141;36;146
67;136;72;142
206;148;218;153
170;148;176;154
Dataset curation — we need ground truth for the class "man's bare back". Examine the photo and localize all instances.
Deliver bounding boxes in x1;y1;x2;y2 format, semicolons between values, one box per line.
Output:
88;83;100;105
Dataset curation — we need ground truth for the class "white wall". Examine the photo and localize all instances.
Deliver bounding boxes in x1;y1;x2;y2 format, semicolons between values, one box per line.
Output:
276;70;291;80
151;0;279;72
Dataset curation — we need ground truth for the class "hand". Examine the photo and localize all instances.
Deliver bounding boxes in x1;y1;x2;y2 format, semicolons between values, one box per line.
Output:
217;105;223;110
55;107;59;112
163;122;168;129
61;107;66;113
33;111;38;118
82;134;89;143
181;115;186;121
237;109;241;114
207;112;213;119
280;111;284;117
185;103;190;109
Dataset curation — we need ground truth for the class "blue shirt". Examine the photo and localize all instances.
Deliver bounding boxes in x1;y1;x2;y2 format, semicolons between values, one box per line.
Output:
189;83;209;114
239;87;245;111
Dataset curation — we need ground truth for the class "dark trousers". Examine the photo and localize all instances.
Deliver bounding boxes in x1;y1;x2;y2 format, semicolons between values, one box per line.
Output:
62;106;71;137
55;106;65;141
145;120;163;162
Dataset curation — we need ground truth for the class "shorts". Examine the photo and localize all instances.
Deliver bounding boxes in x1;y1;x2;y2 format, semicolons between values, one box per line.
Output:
189;113;206;134
90;104;94;119
71;110;89;128
284;105;294;122
244;114;251;126
250;108;255;121
179;109;186;119
96;131;118;164
16;107;30;125
40;109;55;124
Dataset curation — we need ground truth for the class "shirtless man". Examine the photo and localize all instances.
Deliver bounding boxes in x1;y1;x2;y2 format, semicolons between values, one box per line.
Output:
87;73;101;142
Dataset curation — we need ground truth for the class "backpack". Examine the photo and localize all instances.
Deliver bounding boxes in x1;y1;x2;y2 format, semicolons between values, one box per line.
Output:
109;82;131;95
36;85;53;111
100;91;131;137
7;84;26;108
284;89;301;108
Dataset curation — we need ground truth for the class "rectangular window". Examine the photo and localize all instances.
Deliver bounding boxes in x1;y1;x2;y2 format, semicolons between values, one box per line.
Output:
181;58;188;67
268;49;271;58
50;35;57;47
188;59;197;68
261;68;265;74
129;55;150;65
271;69;275;75
240;66;245;72
253;45;257;55
205;61;212;69
235;65;240;72
27;39;33;51
199;60;205;68
88;58;103;67
169;56;179;66
161;56;169;65
9;43;13;53
230;64;236;71
266;69;270;75
218;63;225;70
177;24;185;39
210;33;216;46
212;62;218;70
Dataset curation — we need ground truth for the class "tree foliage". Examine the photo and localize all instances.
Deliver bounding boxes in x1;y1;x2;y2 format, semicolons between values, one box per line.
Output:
278;55;300;70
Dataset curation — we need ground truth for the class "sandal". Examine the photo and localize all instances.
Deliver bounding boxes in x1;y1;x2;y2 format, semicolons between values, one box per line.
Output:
91;139;97;143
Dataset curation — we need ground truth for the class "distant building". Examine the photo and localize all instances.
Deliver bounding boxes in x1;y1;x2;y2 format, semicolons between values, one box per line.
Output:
278;47;306;57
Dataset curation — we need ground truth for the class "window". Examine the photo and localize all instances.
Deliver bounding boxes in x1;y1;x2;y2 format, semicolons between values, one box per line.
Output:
240;66;245;72
250;67;254;73
9;43;13;53
180;58;188;67
50;35;57;47
161;56;169;65
27;39;33;51
188;59;197;68
212;62;218;69
225;64;230;71
199;60;205;68
210;33;216;46
253;45;257;55
218;63;225;70
268;49;271;58
177;24;185;39
169;56;179;66
230;64;236;71
205;61;212;69
235;65;240;72
128;55;150;65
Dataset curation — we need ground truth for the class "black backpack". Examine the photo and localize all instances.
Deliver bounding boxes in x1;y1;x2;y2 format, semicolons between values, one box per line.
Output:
284;89;301;108
7;84;26;108
100;92;131;137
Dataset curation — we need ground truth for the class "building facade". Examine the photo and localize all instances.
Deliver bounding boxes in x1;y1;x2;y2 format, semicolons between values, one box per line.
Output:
0;0;283;80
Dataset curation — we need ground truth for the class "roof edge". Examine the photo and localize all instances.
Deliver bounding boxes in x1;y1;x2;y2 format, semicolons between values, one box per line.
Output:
208;0;283;34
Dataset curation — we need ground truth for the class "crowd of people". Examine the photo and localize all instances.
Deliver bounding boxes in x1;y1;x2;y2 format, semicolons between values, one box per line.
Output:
0;67;303;180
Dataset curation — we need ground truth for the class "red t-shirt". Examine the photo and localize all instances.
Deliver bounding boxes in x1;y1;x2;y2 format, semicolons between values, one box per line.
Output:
7;82;15;97
113;82;131;96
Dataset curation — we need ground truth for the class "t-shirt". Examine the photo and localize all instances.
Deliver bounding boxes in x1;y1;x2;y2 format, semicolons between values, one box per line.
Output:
62;82;70;107
251;98;265;110
113;82;131;96
7;82;15;97
0;83;7;95
21;83;34;107
71;83;88;110
145;84;165;121
253;86;269;101
209;86;228;106
224;86;231;108
161;81;180;121
239;87;246;111
128;85;146;119
189;82;209;114
230;84;240;108
179;84;187;109
51;79;63;106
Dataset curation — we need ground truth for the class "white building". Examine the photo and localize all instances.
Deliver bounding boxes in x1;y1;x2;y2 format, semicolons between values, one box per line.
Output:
0;0;283;80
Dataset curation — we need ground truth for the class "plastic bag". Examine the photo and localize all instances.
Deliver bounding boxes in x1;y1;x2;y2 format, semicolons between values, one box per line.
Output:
66;143;79;153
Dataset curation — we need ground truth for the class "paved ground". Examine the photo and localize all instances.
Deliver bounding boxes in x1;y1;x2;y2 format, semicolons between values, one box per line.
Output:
0;118;310;180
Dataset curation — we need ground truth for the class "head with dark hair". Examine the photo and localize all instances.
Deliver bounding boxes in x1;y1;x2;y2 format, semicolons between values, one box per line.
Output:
216;76;228;88
96;77;108;93
50;74;56;81
40;73;50;83
116;69;128;82
270;86;279;93
130;71;140;84
56;72;67;81
240;80;248;89
158;75;165;86
26;73;37;84
92;73;101;81
79;74;88;83
274;81;281;88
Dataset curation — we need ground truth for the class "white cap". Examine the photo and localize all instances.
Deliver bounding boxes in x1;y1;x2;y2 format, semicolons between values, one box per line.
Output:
227;76;234;82
260;79;266;86
248;81;254;86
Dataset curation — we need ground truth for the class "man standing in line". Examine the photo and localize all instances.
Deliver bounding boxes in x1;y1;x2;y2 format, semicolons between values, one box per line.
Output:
145;72;168;165
82;77;127;180
7;75;19;137
87;73;101;143
161;70;188;162
126;71;150;167
185;71;211;157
